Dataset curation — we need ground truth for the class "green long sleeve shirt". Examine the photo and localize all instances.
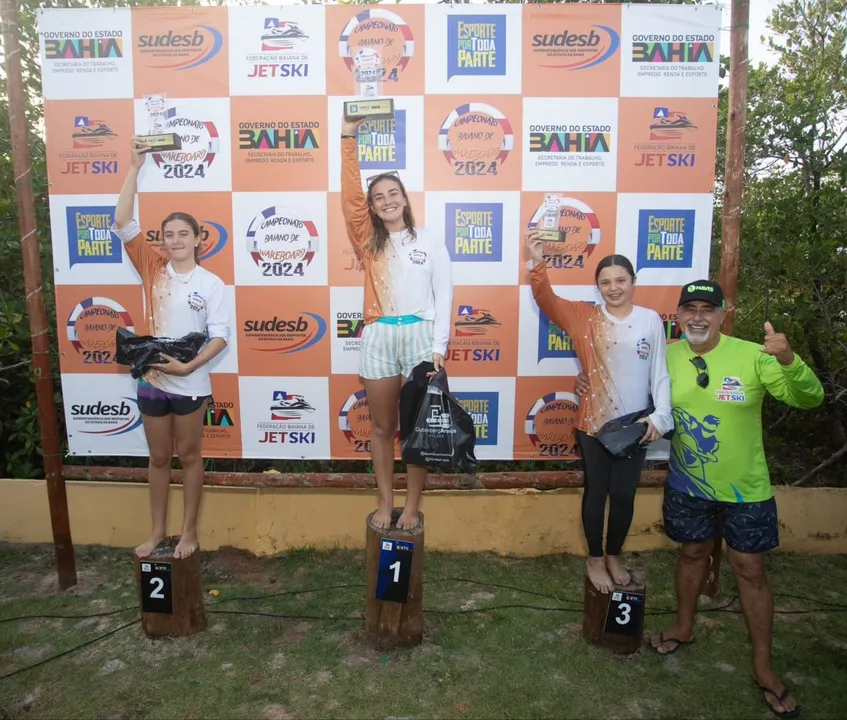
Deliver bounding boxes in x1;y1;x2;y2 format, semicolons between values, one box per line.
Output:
667;334;824;502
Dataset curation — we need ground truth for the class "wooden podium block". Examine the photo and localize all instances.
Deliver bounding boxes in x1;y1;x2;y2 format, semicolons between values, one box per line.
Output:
365;509;424;648
133;538;206;639
582;571;646;655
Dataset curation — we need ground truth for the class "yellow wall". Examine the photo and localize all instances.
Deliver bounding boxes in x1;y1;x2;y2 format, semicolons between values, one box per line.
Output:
1;479;846;556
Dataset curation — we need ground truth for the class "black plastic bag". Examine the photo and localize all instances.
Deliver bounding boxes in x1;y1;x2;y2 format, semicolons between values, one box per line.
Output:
595;409;649;459
400;364;478;473
115;327;207;379
595;402;673;458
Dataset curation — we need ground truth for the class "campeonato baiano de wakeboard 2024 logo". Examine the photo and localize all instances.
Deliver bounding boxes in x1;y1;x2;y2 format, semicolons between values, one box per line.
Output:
439;103;514;178
66;296;134;366
525;392;580;457
338;8;415;84
246;206;318;279
151;107;220;180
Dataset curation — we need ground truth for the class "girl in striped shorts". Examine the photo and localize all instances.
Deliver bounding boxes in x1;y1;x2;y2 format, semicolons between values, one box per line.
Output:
341;114;453;530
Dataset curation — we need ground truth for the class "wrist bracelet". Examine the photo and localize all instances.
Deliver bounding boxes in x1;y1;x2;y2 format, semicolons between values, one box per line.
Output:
341;134;356;139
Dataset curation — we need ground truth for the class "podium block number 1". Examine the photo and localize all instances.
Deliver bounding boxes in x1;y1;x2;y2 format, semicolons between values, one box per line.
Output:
376;540;414;603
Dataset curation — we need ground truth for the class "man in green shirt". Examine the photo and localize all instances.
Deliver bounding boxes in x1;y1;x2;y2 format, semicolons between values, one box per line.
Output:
653;280;823;719
575;279;822;718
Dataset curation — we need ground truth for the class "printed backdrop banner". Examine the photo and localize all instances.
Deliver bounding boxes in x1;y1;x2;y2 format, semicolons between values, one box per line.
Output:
39;3;721;461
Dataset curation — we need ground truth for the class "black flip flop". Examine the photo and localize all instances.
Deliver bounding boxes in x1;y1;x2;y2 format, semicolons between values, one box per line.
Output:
757;682;801;719
651;632;696;655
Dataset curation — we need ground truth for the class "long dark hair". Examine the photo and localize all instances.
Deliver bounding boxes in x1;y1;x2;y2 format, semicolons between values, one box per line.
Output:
594;253;635;284
364;174;417;256
161;212;202;263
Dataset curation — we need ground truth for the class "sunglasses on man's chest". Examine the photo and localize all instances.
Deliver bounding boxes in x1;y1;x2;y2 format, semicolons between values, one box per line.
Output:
689;356;709;388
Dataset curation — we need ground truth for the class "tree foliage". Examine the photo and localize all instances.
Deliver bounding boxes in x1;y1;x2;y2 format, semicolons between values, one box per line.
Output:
717;0;847;484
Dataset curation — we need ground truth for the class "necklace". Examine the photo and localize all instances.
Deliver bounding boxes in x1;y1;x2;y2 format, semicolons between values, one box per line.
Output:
394;229;415;247
170;263;197;284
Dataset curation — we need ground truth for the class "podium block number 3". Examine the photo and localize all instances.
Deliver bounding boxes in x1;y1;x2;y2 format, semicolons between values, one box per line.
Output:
603;590;644;636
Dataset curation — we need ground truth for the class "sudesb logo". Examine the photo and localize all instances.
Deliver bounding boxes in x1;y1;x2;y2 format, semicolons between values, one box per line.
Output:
137;26;223;71
146;220;228;262
531;25;619;71
70;398;143;436
243;313;327;354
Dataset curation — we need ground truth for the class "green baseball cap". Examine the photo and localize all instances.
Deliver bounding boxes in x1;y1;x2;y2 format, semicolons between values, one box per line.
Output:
678;280;725;308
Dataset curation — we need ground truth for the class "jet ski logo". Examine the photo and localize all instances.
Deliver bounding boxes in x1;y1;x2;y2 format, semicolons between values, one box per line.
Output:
270;391;316;421
716;376;746;402
649;107;697;141
262;19;309;52
72;116;117;149
454;305;502;337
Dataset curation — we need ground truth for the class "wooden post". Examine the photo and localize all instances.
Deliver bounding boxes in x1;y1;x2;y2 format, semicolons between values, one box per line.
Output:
365;509;424;648
709;0;751;598
719;0;751;334
134;538;206;638
582;571;646;655
0;0;76;588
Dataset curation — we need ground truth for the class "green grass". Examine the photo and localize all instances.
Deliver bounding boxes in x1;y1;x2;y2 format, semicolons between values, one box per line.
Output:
1;545;846;719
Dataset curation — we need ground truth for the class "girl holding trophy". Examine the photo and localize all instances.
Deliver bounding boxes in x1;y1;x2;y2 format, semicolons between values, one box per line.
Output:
112;137;230;559
526;227;672;593
340;108;453;531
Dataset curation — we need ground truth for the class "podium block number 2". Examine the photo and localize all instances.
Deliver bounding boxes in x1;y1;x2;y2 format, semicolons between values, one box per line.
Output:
140;561;174;614
376;539;414;603
603;590;644;636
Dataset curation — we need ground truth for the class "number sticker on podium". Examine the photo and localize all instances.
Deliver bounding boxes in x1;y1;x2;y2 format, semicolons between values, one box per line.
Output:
140;561;173;614
603;590;645;636
375;539;414;603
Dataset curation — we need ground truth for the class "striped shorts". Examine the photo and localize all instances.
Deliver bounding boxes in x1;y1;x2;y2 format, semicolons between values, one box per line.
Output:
359;317;433;380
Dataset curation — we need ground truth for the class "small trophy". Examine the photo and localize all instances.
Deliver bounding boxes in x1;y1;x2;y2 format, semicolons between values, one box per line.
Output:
343;48;394;121
536;194;567;243
140;93;182;152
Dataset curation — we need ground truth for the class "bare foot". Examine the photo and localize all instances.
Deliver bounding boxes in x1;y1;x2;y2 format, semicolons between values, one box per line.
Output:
586;557;614;594
650;626;695;655
754;671;799;716
173;531;198;559
605;555;631;587
372;506;392;530
135;533;164;559
396;508;420;530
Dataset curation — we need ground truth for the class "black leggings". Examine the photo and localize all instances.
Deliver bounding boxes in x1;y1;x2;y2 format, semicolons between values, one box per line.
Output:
576;430;647;558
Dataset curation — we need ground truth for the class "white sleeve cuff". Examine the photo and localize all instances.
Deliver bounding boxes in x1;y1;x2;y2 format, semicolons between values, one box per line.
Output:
110;220;141;243
207;327;230;342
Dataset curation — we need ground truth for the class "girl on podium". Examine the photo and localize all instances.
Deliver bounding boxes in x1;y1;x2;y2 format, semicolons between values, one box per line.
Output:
526;231;672;593
112;137;230;560
341;114;453;530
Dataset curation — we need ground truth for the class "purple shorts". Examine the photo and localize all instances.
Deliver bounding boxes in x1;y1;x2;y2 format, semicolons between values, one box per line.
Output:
137;380;208;417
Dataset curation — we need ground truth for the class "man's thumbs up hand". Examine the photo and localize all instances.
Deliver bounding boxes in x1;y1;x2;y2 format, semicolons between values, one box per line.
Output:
761;321;795;366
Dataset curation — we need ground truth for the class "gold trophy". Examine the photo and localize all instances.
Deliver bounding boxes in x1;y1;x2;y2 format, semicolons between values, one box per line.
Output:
536;194;567;243
140;93;182;152
343;48;394;121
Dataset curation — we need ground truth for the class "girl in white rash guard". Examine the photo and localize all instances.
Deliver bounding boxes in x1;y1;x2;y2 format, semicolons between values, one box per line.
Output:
526;230;672;594
113;136;230;560
341;114;453;532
